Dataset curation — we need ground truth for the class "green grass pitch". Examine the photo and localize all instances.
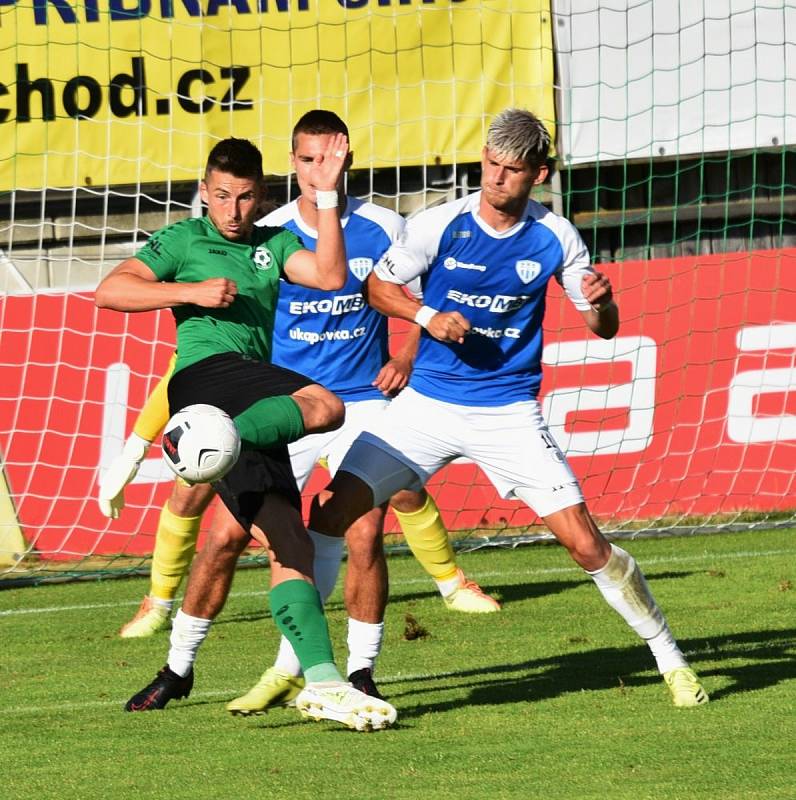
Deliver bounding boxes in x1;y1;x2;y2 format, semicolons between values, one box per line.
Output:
1;528;794;800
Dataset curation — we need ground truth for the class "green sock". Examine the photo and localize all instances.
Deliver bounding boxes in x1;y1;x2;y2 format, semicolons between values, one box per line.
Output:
234;396;305;450
269;580;342;680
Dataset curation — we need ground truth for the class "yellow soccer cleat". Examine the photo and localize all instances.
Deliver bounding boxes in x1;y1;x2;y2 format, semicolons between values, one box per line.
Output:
226;667;305;716
443;569;501;613
295;681;397;731
119;596;171;638
664;667;709;707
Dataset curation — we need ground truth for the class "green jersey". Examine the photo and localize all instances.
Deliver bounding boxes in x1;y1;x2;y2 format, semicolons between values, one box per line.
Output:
136;216;304;373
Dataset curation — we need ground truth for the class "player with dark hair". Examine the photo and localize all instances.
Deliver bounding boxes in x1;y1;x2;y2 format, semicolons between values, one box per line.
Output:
101;111;499;712
229;109;499;712
95;135;398;730
301;108;709;709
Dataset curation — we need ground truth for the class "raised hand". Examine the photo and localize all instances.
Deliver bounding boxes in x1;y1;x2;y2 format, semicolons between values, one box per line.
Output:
308;132;350;192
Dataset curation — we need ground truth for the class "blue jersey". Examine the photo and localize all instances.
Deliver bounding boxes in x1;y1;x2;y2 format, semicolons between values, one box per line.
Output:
263;197;405;401
374;192;594;406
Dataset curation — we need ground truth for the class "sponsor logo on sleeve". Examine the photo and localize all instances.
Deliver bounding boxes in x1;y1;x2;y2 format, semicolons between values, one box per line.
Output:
378;254;398;276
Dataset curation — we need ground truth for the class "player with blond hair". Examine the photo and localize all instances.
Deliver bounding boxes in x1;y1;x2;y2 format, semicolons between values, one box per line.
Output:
293;108;709;709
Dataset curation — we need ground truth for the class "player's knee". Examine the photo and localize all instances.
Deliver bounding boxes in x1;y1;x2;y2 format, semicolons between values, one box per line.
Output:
310;474;373;537
568;538;611;571
294;385;344;434
345;512;385;559
203;522;249;559
389;488;427;514
547;504;611;569
168;481;215;517
309;493;347;538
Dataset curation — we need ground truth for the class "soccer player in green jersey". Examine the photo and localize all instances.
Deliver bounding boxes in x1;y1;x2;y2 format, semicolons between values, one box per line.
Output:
95;136;397;730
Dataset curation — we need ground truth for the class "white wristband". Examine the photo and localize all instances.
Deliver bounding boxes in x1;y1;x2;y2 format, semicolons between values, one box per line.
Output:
414;305;438;329
315;190;339;210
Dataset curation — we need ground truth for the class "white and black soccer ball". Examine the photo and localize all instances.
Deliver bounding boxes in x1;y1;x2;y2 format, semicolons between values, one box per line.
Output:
161;404;241;484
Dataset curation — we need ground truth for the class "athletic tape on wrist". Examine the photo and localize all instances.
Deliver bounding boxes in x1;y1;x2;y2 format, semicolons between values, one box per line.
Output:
315;190;339;209
414;305;438;329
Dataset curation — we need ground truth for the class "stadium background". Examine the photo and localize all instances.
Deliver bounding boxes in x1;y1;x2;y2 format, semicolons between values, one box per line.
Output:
0;0;794;582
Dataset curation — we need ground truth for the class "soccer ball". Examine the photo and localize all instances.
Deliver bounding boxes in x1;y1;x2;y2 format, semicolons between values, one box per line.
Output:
161;404;241;484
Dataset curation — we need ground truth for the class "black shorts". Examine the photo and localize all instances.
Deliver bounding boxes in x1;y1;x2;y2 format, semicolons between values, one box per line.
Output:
168;353;315;531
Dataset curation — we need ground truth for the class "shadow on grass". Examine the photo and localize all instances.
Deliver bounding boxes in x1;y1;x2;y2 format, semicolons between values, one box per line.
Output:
383;627;796;718
212;568;701;626
128;628;794;730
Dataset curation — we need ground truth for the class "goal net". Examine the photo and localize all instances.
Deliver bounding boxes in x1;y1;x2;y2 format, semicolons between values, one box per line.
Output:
1;0;794;584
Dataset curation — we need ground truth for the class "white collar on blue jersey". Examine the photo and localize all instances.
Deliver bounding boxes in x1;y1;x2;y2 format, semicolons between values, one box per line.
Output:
471;191;532;239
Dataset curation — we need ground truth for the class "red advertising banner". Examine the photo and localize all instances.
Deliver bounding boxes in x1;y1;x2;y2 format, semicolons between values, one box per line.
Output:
1;249;794;559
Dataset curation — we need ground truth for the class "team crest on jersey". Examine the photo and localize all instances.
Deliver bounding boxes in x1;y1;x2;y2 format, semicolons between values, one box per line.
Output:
515;259;541;284
253;247;273;270
349;257;373;281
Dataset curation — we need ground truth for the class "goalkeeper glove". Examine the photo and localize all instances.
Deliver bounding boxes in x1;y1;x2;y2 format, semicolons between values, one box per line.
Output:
98;433;152;519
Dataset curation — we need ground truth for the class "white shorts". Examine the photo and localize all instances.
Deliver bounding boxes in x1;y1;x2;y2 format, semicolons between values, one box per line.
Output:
342;387;583;518
289;398;389;489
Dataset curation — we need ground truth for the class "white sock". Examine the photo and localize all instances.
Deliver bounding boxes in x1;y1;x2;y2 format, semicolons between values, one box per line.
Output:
273;636;302;676
346;618;384;677
435;573;461;598
646;627;689;674
309;528;345;601
149;595;174;613
588;544;687;674
167;608;212;677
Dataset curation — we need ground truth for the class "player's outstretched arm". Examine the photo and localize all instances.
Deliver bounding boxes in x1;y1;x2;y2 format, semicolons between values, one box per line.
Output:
95;259;237;312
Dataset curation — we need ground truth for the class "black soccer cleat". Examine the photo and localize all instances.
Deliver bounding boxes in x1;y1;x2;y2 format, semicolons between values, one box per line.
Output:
124;665;194;712
347;667;385;700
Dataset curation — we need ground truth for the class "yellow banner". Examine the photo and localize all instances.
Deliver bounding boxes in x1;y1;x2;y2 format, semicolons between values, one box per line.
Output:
1;0;553;190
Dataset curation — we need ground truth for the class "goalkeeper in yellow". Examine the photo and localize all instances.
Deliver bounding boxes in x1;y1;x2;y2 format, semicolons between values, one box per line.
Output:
100;110;499;708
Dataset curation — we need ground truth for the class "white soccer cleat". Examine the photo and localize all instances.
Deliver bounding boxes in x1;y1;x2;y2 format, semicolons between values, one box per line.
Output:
295;681;397;731
99;433;152;519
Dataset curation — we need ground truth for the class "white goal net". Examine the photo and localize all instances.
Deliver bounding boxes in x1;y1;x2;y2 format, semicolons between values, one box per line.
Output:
1;0;794;582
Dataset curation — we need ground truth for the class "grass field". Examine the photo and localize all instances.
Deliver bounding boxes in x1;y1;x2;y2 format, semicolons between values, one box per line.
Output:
1;528;794;800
